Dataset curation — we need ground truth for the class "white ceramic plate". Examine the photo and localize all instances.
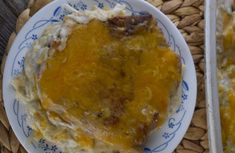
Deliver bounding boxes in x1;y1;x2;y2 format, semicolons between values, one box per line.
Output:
3;0;197;153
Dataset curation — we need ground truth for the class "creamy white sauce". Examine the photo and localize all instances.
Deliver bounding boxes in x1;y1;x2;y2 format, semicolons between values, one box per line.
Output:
65;4;131;24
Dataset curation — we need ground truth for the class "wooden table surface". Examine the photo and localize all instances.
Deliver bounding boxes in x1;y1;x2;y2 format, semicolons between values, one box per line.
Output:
0;0;29;61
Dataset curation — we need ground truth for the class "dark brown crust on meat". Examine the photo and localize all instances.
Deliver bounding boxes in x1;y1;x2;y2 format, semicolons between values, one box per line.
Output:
108;13;153;37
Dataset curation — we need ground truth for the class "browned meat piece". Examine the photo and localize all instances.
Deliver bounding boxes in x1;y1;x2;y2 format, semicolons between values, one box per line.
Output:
108;13;153;36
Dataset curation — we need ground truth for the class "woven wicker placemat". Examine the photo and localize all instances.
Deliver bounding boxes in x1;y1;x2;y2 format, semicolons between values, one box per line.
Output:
0;0;206;153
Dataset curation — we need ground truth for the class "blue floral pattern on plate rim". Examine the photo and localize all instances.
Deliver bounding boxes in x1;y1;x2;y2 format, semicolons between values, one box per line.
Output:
3;0;197;153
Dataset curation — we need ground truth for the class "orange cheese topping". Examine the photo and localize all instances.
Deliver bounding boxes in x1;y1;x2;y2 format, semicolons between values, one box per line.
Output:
220;92;235;144
219;10;235;152
38;19;182;150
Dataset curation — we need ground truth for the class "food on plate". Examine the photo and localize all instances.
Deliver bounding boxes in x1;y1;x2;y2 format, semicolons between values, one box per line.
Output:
217;8;235;153
12;4;182;153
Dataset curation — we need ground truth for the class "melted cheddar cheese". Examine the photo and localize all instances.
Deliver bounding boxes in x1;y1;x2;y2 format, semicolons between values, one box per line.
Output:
38;19;182;151
218;10;235;152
